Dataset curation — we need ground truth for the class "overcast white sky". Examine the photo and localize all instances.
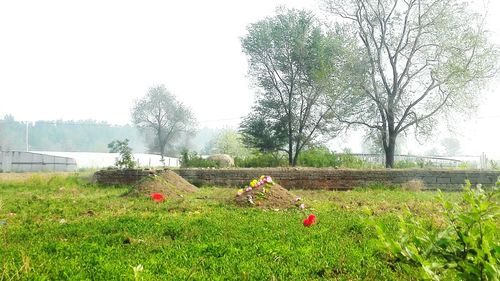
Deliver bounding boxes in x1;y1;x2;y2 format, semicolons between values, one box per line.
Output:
1;0;499;157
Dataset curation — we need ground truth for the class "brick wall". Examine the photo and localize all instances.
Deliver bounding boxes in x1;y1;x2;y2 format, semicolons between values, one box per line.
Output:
93;169;156;185
93;168;500;191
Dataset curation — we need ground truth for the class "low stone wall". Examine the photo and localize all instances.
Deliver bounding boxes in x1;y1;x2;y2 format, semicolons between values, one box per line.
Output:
93;168;500;191
93;169;156;185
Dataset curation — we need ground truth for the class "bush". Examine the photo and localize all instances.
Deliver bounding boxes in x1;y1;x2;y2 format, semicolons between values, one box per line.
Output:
297;147;340;167
107;139;135;169
234;152;287;168
393;159;436;169
235;146;381;168
368;181;500;280
337;151;374;169
180;150;218;168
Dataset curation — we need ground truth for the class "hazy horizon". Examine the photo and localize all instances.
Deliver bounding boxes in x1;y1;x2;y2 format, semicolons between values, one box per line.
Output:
1;0;499;158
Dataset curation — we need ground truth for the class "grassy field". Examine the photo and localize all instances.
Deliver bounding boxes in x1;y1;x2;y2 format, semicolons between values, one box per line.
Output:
0;173;462;280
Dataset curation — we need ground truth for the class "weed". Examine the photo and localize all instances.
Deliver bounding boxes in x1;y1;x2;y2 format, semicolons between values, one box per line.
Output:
368;181;499;280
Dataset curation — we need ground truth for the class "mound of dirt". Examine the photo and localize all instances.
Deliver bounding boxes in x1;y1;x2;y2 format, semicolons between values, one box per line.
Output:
125;170;197;198
235;183;299;209
159;170;198;193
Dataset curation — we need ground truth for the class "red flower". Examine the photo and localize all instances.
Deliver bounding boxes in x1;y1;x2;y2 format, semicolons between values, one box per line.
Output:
303;214;316;227
150;193;165;202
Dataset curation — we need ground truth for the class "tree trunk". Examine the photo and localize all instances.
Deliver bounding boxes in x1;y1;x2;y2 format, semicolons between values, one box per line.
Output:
158;127;165;165
291;146;301;167
384;134;396;168
288;124;293;166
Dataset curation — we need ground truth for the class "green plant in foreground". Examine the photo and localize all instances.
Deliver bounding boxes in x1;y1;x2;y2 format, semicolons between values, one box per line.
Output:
368;181;499;280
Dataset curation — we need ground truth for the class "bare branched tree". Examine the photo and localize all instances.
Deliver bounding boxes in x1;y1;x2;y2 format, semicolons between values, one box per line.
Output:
324;0;498;167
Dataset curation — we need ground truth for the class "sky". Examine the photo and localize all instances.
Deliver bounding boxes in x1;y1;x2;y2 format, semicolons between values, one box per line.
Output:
0;0;499;157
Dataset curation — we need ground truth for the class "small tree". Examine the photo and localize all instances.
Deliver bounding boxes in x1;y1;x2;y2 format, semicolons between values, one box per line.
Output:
108;139;135;169
211;129;250;159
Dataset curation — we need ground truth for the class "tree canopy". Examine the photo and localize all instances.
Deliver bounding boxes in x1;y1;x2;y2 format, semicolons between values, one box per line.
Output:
240;8;357;166
131;85;197;159
324;0;499;167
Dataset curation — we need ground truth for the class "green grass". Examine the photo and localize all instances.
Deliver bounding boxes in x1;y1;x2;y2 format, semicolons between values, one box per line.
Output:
0;173;461;280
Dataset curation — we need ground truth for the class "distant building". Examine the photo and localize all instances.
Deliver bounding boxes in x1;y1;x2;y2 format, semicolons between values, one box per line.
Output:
0;151;77;172
32;151;179;169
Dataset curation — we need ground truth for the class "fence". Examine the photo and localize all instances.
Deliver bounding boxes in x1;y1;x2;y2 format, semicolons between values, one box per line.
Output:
350;153;490;169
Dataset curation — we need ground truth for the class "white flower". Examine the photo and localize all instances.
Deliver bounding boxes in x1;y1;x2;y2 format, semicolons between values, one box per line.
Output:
132;264;144;280
133;264;144;272
247;195;255;205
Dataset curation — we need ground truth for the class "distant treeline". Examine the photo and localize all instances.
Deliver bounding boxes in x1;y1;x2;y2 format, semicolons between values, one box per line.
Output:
0;115;146;153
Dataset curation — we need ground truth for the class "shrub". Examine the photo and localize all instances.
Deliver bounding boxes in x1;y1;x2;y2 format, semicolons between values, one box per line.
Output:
338;151;372;168
234;152;287;168
394;159;435;169
297;147;340;167
368;181;499;280
108;139;136;169
180;150;218;168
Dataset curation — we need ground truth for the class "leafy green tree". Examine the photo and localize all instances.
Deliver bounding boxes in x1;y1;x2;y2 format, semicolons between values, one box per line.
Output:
211;129;250;158
324;0;499;168
240;8;355;166
132;85;197;160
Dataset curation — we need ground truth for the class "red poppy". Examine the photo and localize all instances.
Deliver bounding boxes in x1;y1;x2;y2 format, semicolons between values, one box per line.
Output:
303;214;316;227
150;193;165;202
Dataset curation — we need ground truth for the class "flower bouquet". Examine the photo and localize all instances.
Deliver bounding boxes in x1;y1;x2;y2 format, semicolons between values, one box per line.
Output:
236;175;274;206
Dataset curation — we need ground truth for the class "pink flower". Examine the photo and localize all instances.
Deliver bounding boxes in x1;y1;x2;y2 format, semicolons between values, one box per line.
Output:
245;186;252;192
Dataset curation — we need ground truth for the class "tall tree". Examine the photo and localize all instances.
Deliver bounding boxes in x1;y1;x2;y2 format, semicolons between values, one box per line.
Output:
132;85;196;160
240;8;354;166
324;0;498;167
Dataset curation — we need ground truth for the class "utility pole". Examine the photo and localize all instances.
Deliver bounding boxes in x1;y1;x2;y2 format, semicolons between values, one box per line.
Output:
25;122;29;152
